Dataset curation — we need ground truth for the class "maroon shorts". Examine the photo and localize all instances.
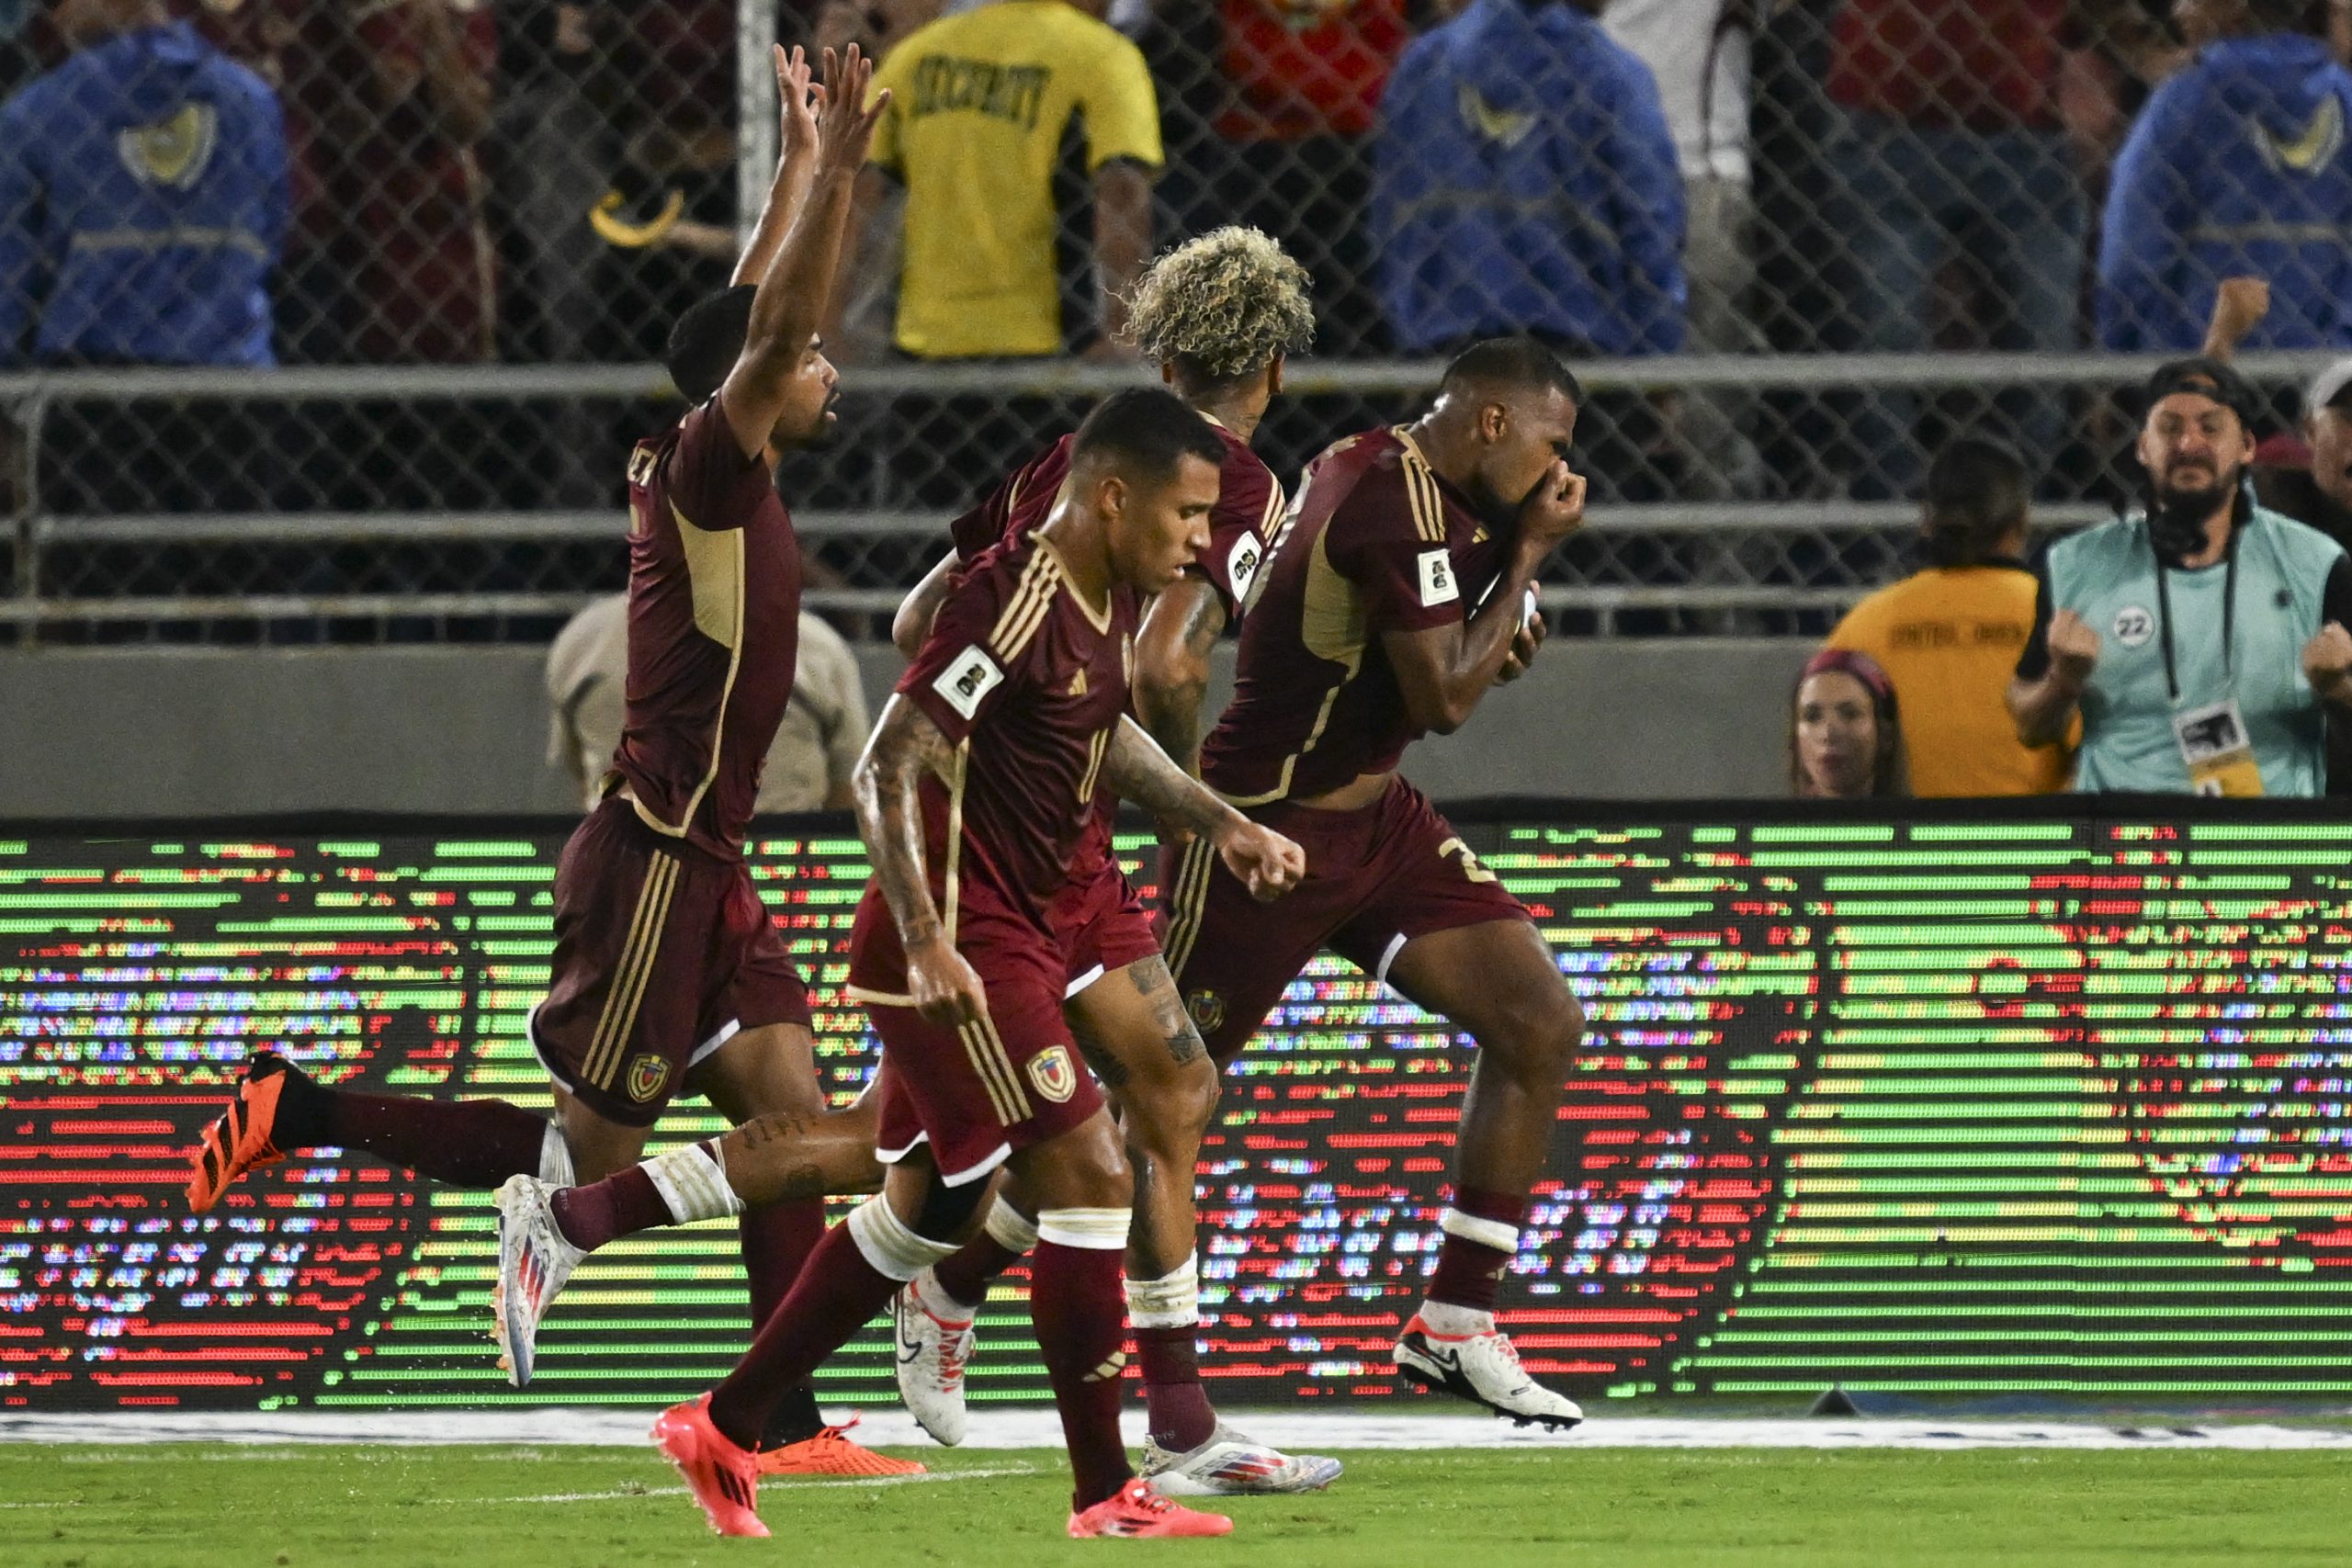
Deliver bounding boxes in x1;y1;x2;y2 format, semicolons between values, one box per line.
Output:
1154;776;1526;1061
531;799;811;1126
848;886;1106;1185
1050;854;1160;996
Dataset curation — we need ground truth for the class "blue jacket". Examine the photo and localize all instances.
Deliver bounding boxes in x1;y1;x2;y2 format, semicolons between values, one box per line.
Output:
1371;0;1686;355
0;22;287;367
2098;33;2352;352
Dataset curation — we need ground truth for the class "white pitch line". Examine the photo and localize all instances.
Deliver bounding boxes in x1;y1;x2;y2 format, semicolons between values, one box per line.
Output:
483;1466;1040;1506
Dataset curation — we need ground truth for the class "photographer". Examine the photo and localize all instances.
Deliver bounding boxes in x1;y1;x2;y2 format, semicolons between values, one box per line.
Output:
2008;358;2352;796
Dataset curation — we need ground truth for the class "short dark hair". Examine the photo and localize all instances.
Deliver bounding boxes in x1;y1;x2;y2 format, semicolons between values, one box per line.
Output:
1921;435;2030;569
1069;387;1227;484
665;285;756;404
1440;336;1583;405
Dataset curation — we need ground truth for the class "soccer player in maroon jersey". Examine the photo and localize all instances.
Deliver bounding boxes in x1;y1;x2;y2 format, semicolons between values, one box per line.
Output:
1159;336;1591;1427
646;389;1306;1540
880;226;1337;1493
183;46;914;1476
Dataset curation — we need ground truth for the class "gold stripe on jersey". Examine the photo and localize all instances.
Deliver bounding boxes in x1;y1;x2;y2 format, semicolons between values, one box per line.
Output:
1035;537;1113;633
958;1017;1030;1126
989;547;1060;663
582;854;679;1088
1225;520;1366;807
636;507;748;840
1393;425;1451;544
1160;836;1216;980
941;741;968;946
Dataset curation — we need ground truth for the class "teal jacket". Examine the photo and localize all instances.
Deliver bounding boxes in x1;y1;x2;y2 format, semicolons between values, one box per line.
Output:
2022;503;2351;795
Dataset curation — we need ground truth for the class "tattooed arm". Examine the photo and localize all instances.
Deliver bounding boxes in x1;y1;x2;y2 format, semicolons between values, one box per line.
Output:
1132;576;1227;775
1102;716;1306;901
852;694;988;1024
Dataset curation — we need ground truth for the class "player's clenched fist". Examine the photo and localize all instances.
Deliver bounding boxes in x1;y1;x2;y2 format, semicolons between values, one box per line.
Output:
1519;460;1587;549
1217;821;1306;903
906;932;988;1027
2047;609;2100;688
2302;620;2352;703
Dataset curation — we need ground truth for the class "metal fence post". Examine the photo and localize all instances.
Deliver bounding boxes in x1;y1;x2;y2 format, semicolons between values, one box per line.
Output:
736;0;782;257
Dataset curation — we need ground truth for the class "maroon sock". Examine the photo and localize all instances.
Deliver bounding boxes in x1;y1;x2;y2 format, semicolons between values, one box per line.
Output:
1136;1325;1216;1453
548;1164;673;1251
1427;1187;1528;1314
1029;1240;1136;1510
932;1229;1023;1310
706;1222;896;1451
322;1090;547;1189
741;1200;829;1446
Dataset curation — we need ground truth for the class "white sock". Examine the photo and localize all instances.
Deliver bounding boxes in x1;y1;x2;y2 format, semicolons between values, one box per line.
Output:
847;1198;960;1283
641;1143;742;1224
1124;1252;1200;1330
1035;1206;1132;1251
1417;1301;1495;1337
983;1199;1040;1254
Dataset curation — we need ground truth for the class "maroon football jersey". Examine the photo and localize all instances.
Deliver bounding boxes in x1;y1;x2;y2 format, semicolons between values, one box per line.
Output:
610;399;803;861
871;530;1142;954
948;417;1284;623
1199;425;1509;806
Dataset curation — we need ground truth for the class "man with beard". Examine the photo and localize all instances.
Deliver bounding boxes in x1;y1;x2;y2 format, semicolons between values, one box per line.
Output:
1156;335;1591;1426
2009;358;2352;795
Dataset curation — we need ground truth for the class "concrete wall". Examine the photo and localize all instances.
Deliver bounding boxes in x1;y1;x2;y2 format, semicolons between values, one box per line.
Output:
0;640;1815;818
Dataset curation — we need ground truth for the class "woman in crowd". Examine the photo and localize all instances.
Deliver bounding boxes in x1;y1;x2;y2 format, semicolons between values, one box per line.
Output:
1790;648;1909;798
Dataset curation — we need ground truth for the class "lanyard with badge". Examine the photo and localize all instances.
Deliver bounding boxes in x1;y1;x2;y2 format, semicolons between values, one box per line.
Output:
2153;526;2264;797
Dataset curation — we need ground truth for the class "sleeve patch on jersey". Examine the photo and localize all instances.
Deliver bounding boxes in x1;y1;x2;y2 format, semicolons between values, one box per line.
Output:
1226;532;1264;608
1417;549;1461;608
932;645;1005;720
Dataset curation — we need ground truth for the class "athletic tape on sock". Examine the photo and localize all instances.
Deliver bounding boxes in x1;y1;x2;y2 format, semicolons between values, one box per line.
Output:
537;1122;574;1188
982;1200;1041;1254
1035;1206;1132;1252
1440;1207;1521;1255
1123;1251;1200;1329
847;1197;960;1282
642;1143;743;1225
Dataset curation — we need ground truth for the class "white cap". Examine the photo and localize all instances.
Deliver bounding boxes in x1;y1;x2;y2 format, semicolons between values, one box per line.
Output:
2309;357;2352;417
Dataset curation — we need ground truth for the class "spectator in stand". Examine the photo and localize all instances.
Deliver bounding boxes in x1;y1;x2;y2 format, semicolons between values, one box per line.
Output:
314;0;497;362
1825;0;2107;496
547;596;872;813
1826;436;2075;795
0;0;286;367
852;0;1160;363
1210;0;1408;355
2262;357;2352;547
2010;358;2352;795
1790;648;1909;797
1372;0;1686;360
1603;0;1771;504
2097;0;2352;354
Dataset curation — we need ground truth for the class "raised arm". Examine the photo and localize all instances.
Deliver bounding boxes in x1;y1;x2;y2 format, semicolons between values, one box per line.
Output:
731;46;822;288
1102;717;1303;901
1091;162;1152;355
851;694;988;1024
1384;462;1583;737
1131;578;1226;773
717;45;889;458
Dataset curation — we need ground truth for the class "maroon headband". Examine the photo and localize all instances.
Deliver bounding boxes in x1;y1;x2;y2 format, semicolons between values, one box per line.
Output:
1799;647;1897;708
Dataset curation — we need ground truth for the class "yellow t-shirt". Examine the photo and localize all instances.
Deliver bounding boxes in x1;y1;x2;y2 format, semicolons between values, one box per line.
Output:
869;0;1163;359
1826;565;2077;797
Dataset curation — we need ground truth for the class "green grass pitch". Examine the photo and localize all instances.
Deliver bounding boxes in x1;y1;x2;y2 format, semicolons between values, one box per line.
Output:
6;1444;2347;1567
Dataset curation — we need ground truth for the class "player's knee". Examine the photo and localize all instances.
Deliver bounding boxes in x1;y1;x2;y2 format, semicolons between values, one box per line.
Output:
1131;1057;1219;1151
1485;982;1585;1081
1057;1113;1133;1208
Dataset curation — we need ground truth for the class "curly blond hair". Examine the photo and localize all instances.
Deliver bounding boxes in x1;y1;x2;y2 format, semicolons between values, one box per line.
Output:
1121;226;1315;384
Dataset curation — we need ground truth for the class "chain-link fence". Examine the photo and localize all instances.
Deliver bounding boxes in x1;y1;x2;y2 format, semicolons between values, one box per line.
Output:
5;0;2352;640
